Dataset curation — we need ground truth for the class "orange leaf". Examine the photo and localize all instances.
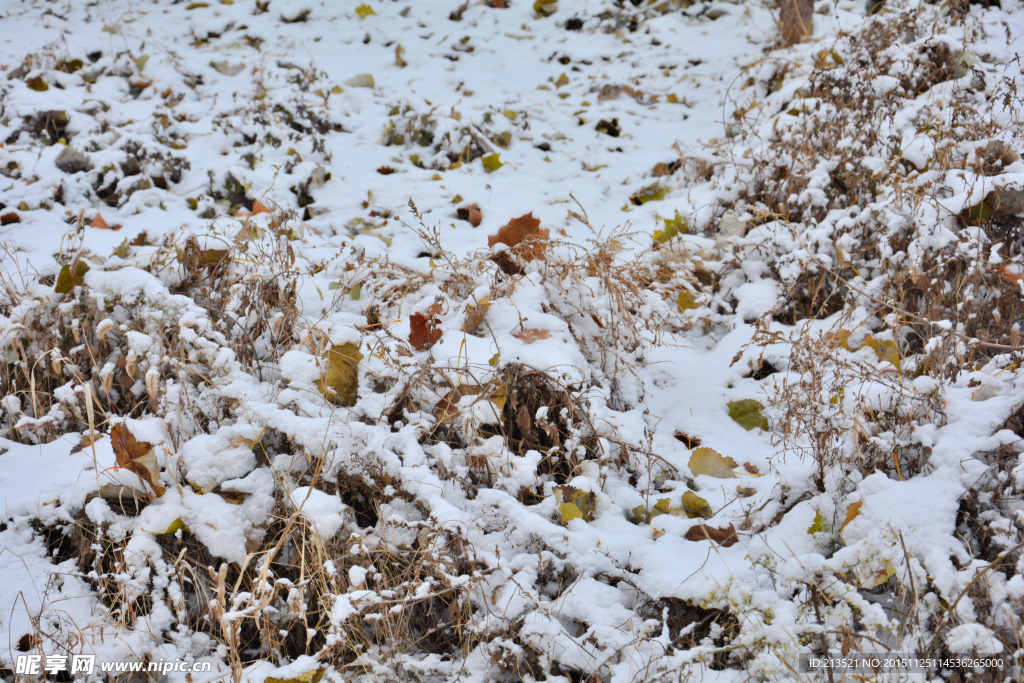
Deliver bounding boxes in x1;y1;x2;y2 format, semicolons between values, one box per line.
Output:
684;522;738;547
110;423;165;496
513;328;551;343
90;213;111;230
251;199;272;215
840;500;862;531
488;212;550;262
409;312;442;351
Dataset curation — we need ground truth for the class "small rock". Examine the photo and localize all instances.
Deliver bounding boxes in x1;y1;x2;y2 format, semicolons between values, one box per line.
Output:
55;146;91;174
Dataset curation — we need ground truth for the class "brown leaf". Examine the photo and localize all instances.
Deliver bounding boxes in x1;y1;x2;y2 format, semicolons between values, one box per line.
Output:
377;165;396;175
513;328;551;343
436;384;482;423
409;312;442;351
673;430;701;449
490;250;524;276
652;162;671;177
17;634;33;652
0;212;20;226
490;0;507;6
743;462;760;475
684;522;738;547
457;203;482;227
110;423;165;496
251;199;272;215
488;212;549;262
69;431;103;455
90;213;111;230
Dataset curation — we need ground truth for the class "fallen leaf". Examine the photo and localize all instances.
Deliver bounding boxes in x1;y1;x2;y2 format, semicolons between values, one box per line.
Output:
677;291;697;312
0;212;20;226
652;162;672;177
554;72;569;88
462;296;491;335
210;60;245;76
595;118;621;137
27;76;48;91
742;462;760;475
807;511;828;534
655;212;686;243
457;203;482;226
689;447;738;479
377;166;396;175
684;522;738;547
513;328;551;343
727;399;769;431
681;491;712;519
409;312;443;351
673;430;701;448
394;44;407;68
90;213;111;230
554;486;595;525
111;422;165;496
481;153;503;172
69;431;103;455
840;500;862;531
488;212;550;262
355;3;376;18
266;669;324;683
345;74;375;88
534;0;558;15
318;342;362;407
251;200;272;215
54;261;90;294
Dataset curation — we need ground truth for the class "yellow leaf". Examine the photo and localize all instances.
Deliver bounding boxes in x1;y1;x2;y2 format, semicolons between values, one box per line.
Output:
555;486;595;525
318;343;362;407
355;3;376;18
554;73;569;88
681;491;712;519
654;211;686;243
481;153;503;172
266;669;324;683
807;511;828;534
677;291;697;312
534;0;558;16
689;447;738;479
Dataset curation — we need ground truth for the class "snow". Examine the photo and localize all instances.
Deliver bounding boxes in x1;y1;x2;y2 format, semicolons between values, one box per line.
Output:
0;0;1022;680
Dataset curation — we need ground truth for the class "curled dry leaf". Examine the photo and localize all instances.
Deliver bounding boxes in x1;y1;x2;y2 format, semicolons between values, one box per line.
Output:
688;447;738;479
110;422;165;496
409;312;443;351
488;212;549;262
513;328;551;343
462;296;490;336
684;521;738;547
457;203;482;227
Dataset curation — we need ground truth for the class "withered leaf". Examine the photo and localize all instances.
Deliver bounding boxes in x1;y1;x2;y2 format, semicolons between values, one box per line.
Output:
318;342;362;407
89;213;110;230
409;312;443;351
689;447;738;479
457;203;482;227
684;522;738;547
840;500;862;532
111;422;165;496
1;212;21;226
462;296;490;336
435;384;481;423
488;212;550;262
69;431;103;455
673;430;701;449
554;486;596;525
513;328;551;343
680;491;712;519
377;165;396;175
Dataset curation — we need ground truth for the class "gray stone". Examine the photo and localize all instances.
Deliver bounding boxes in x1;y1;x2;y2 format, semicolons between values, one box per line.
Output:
55;146;91;174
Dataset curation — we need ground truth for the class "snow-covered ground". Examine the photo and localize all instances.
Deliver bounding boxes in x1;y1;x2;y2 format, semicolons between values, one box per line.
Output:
1;0;1023;681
